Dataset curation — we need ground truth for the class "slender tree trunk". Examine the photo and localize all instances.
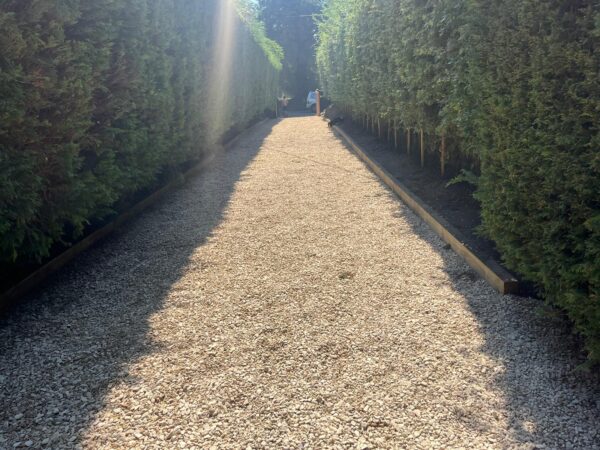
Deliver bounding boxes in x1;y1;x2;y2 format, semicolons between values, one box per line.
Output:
420;128;425;168
441;134;446;177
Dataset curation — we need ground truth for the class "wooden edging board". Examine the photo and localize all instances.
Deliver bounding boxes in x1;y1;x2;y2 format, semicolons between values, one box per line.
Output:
333;125;519;295
0;118;272;311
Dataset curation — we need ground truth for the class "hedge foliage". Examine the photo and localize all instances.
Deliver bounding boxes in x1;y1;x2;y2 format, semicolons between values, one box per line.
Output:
0;0;281;266
258;0;322;103
317;0;600;363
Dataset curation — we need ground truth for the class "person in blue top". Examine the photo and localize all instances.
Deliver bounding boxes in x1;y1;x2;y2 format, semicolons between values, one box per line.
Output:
306;90;317;113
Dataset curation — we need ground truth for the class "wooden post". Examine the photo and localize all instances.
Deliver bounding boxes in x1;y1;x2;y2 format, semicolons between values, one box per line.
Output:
441;134;446;177
420;128;425;168
387;121;391;142
407;128;411;155
316;90;321;116
394;121;398;149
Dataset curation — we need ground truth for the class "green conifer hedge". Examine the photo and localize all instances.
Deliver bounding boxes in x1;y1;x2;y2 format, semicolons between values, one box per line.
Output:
317;0;599;364
0;1;281;265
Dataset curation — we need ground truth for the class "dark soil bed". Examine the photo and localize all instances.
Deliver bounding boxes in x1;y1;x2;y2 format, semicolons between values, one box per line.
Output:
339;120;521;284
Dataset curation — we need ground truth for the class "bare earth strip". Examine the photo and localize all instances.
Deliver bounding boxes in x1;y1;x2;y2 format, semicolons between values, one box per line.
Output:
0;117;598;449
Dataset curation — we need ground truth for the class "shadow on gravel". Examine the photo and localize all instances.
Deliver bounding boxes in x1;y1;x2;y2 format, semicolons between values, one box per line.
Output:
0;120;276;448
334;132;600;448
283;111;315;118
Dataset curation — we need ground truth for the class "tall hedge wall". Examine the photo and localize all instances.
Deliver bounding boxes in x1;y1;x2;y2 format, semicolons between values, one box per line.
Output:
317;0;600;364
0;0;281;266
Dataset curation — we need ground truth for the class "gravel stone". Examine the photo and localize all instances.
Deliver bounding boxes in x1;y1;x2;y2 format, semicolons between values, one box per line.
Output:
0;117;598;449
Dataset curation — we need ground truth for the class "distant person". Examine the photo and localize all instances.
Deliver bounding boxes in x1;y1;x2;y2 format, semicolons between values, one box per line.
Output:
306;90;317;113
281;95;289;116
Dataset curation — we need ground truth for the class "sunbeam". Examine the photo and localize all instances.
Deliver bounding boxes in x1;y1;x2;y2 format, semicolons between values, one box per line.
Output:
206;0;239;145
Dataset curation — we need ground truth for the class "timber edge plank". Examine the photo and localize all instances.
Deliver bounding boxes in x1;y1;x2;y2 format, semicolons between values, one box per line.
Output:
333;125;519;295
0;118;272;311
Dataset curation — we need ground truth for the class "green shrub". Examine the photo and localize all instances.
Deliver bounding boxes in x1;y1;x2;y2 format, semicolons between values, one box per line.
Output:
0;0;281;264
317;0;600;364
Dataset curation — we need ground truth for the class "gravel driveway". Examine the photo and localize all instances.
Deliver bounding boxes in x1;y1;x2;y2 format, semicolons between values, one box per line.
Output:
1;117;598;449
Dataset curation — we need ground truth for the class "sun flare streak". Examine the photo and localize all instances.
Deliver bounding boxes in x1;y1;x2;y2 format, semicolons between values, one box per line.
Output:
207;0;238;145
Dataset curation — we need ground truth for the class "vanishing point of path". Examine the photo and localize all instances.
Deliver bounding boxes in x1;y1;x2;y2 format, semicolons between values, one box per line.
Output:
1;117;598;449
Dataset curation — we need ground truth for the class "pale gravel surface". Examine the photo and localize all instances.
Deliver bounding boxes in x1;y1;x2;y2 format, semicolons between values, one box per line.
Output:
1;116;599;449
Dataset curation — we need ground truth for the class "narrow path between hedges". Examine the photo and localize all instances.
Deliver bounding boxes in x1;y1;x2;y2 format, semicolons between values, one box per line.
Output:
1;116;598;449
